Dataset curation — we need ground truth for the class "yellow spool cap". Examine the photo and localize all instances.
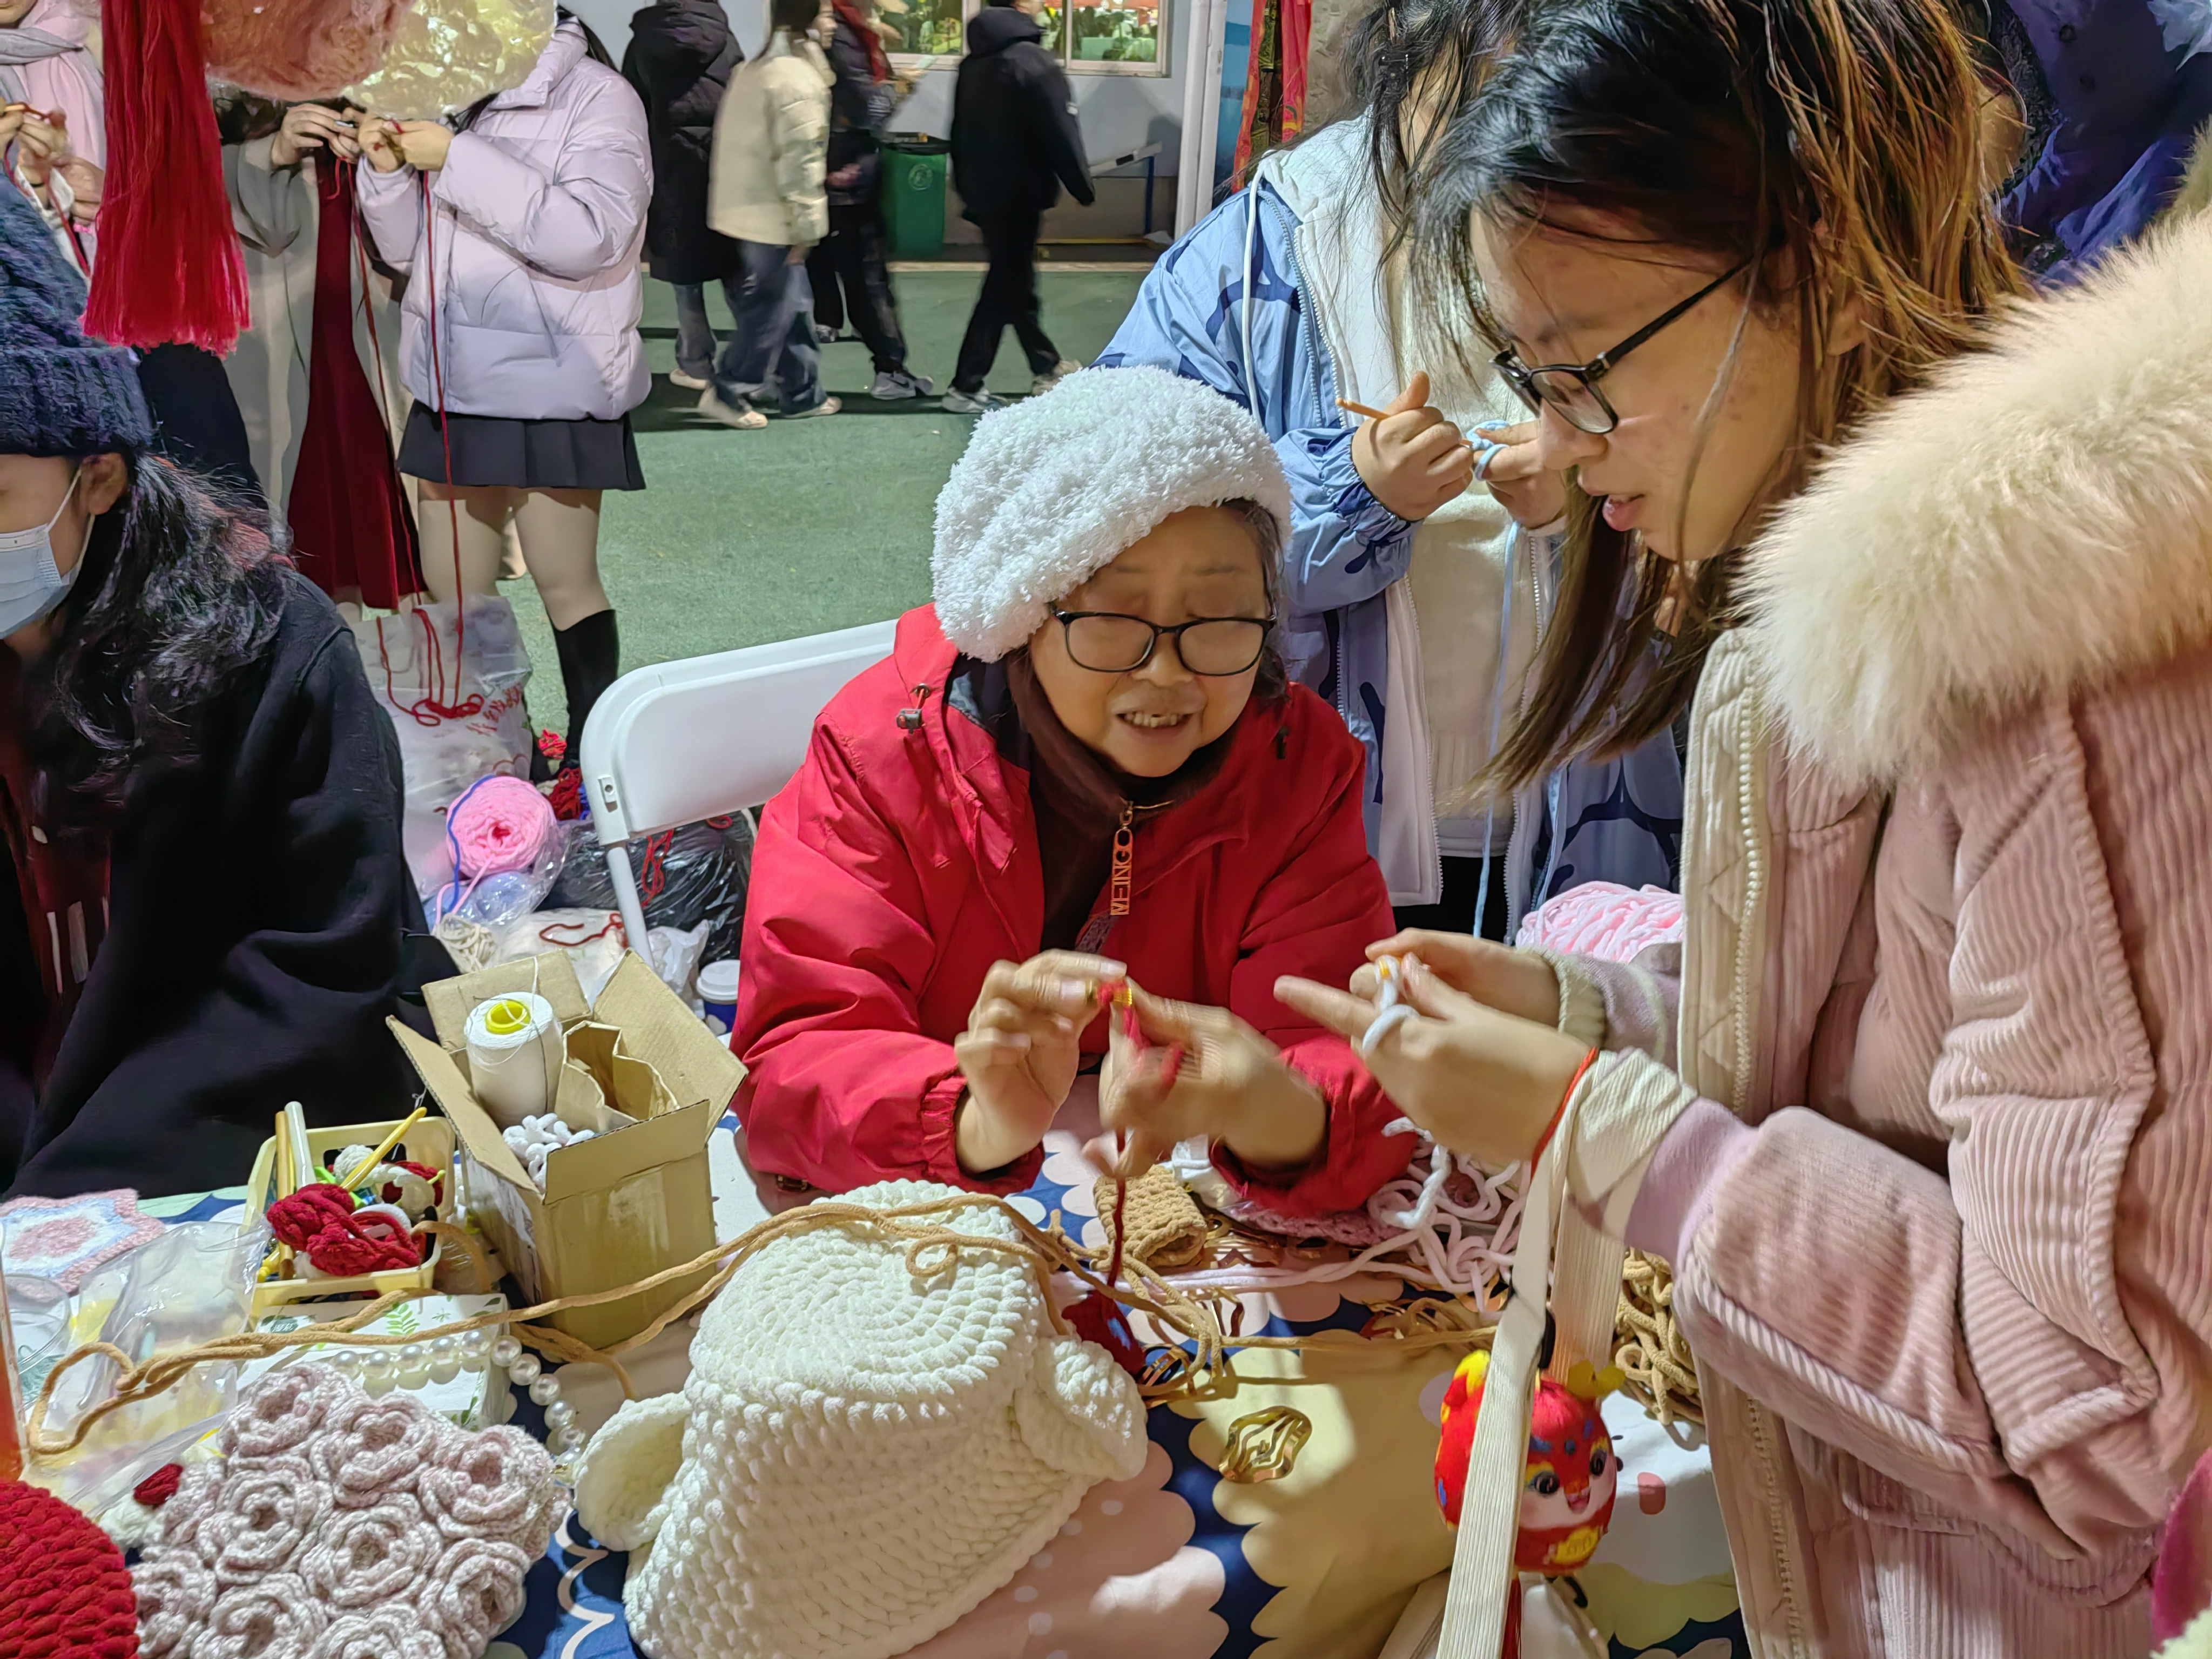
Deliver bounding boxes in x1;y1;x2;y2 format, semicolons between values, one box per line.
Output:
483;998;534;1037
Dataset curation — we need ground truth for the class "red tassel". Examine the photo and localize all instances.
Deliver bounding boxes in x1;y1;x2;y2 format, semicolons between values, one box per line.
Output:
83;0;250;353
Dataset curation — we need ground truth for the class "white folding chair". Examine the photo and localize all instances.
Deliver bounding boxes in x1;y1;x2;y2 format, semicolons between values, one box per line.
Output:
574;620;898;951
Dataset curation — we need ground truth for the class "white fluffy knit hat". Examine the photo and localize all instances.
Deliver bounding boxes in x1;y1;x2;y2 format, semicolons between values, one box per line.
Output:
571;1180;1149;1659
930;366;1294;662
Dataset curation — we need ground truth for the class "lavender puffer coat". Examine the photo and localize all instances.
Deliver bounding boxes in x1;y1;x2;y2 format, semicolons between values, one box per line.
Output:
356;22;653;422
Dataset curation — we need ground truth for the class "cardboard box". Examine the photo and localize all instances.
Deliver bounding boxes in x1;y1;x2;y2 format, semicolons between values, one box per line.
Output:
389;952;743;1350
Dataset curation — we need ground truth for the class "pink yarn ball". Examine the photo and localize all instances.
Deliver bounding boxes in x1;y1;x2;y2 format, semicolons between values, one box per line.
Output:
1515;882;1685;965
448;775;555;880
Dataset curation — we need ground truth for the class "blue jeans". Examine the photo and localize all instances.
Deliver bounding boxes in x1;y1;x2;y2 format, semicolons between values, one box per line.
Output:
712;240;824;414
671;282;718;380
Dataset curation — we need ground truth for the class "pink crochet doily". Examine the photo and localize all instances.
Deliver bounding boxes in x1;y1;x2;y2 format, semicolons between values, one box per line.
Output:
0;1190;164;1293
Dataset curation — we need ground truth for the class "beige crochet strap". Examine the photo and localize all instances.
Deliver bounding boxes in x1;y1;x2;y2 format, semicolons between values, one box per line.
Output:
1436;1116;1565;1659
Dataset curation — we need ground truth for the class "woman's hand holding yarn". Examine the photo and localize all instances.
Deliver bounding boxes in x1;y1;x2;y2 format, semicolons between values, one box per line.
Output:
1471;419;1570;528
1098;983;1326;1178
358;118;404;173
1357;928;1562;1027
953;950;1125;1175
390;121;454;172
1275;955;1587;1170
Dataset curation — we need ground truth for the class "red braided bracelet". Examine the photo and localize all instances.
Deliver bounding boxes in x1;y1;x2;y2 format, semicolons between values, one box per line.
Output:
1528;1047;1602;1172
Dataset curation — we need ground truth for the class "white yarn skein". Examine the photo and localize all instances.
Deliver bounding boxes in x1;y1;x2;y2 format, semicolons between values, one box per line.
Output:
466;993;563;1129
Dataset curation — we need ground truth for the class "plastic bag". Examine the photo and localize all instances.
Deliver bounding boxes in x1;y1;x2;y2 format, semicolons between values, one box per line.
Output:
487;908;712;1004
33;1217;271;1514
347;598;536;899
549;814;754;963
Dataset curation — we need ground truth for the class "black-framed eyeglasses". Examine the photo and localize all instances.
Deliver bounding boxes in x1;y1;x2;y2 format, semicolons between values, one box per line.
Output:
1050;608;1276;677
1491;258;1754;436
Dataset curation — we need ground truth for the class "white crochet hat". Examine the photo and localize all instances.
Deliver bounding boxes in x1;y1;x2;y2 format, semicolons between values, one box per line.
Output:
930;366;1294;662
572;1180;1149;1659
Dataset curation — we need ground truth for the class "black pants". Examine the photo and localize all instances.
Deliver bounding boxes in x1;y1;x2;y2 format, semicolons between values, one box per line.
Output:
953;211;1060;393
806;201;911;375
1391;854;1512;941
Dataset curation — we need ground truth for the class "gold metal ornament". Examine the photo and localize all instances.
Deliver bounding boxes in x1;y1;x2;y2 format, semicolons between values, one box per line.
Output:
1218;1406;1312;1483
343;0;557;120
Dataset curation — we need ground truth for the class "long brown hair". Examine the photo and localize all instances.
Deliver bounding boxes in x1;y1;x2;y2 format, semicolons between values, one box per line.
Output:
1414;0;2022;796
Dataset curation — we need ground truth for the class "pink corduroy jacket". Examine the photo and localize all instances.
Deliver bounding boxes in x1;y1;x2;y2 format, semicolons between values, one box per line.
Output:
1556;211;2212;1655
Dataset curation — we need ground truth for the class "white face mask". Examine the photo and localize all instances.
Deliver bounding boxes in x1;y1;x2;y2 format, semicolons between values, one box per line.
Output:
0;465;85;638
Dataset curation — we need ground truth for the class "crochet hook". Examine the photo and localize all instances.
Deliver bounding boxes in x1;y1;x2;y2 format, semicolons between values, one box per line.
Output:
1336;397;1388;420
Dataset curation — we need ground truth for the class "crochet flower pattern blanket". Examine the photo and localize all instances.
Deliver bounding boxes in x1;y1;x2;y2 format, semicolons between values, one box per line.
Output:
130;1363;560;1659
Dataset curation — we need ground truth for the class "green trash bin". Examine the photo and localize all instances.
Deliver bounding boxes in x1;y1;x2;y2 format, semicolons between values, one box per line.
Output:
880;134;950;259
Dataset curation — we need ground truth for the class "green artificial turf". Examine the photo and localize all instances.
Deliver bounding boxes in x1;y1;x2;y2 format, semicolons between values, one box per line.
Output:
505;265;1148;732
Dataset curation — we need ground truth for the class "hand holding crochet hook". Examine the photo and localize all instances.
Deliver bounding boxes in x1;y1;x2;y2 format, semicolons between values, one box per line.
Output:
1096;982;1327;1180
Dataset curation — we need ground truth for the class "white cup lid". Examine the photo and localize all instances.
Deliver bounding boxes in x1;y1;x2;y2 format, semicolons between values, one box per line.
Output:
697;959;742;1000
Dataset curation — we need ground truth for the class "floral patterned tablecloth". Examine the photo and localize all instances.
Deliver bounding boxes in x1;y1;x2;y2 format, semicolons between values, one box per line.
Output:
147;1114;1748;1659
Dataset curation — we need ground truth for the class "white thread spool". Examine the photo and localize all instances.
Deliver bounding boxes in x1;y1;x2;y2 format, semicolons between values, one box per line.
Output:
464;992;562;1129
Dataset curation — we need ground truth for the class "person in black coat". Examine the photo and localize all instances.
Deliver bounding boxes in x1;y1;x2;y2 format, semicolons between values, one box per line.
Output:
623;0;746;389
945;0;1095;412
0;181;417;1200
807;0;933;400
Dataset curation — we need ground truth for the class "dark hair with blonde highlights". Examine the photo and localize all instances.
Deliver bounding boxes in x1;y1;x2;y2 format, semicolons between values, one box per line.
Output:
1415;0;2022;795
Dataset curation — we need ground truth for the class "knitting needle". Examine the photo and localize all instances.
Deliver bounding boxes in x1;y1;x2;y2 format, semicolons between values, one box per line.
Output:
265;1109;295;1282
284;1101;315;1192
335;1106;428;1195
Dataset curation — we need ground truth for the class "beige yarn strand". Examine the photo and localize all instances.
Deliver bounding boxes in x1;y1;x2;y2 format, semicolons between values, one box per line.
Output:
29;1191;1492;1460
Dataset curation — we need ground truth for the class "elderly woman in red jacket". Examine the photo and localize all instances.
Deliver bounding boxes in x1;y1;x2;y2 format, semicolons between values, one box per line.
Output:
734;366;1408;1217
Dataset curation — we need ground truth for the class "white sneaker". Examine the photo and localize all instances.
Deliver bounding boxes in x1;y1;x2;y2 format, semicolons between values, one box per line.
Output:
783;395;842;419
670;368;711;390
1031;358;1083;395
942;386;1008;414
871;368;935;400
697;387;767;429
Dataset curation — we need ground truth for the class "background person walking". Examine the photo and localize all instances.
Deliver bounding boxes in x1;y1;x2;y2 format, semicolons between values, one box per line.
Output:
943;0;1091;414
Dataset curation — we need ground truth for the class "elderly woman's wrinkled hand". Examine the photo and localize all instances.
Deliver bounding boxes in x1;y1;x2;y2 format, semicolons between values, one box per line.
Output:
1275;955;1587;1169
953;950;1125;1175
1097;984;1325;1179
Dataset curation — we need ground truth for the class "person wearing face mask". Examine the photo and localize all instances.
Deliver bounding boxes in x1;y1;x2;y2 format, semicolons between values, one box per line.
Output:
0;181;415;1201
1273;0;2212;1646
733;367;1406;1218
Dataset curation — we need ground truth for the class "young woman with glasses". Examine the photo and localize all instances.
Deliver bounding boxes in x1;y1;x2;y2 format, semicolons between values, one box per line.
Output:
1277;0;2212;1647
733;368;1412;1218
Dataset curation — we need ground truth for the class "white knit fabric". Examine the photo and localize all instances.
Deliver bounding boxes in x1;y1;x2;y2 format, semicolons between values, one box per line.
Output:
929;365;1294;662
574;1180;1149;1659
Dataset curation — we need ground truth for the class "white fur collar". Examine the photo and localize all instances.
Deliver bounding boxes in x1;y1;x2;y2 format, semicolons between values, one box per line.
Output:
1743;208;2212;784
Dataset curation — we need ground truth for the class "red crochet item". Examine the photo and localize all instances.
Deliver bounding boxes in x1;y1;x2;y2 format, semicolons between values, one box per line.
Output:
267;1183;422;1276
132;1465;183;1508
0;1479;139;1658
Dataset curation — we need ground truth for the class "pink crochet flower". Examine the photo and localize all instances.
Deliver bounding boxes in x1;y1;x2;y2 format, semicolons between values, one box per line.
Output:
307;1602;451;1659
194;1572;332;1658
219;1360;348;1459
423;1536;534;1659
418;1424;558;1554
309;1390;456;1508
130;1547;217;1659
298;1490;442;1609
156;1461;225;1554
194;1451;332;1585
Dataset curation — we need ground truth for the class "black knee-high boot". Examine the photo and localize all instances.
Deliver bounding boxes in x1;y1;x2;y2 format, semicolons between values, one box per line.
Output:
553;608;621;771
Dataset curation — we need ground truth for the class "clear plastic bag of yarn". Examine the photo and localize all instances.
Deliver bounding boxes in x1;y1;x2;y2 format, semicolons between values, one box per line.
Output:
442;830;563;930
30;1217;271;1511
342;0;558;119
